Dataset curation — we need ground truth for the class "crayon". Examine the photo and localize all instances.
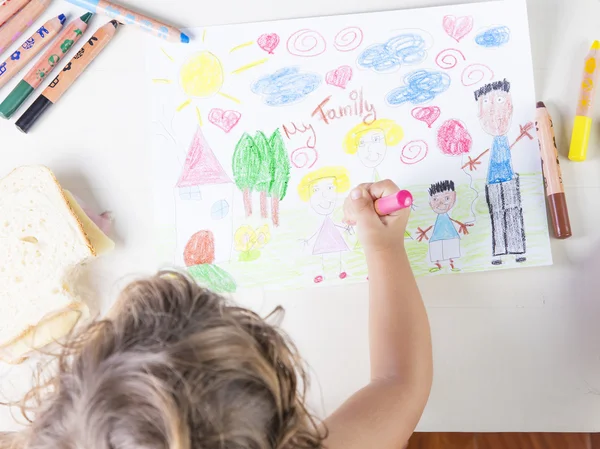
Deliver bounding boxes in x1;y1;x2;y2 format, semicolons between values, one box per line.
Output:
0;0;32;28
375;190;413;216
0;12;92;119
536;102;572;239
569;40;600;162
0;0;51;55
16;20;119;133
0;15;66;90
65;0;189;43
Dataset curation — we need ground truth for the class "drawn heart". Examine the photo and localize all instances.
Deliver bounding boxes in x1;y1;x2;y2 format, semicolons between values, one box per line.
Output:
325;65;353;89
443;15;474;42
208;109;242;133
257;33;280;54
411;106;441;128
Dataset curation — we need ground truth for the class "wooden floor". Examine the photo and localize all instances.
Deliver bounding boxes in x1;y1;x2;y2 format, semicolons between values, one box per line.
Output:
407;433;600;448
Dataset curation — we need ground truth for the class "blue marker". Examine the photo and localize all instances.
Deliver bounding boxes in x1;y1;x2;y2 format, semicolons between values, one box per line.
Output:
64;0;190;43
0;15;67;90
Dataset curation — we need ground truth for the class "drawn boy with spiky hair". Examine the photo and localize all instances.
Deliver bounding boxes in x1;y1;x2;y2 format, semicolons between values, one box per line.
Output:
417;180;472;272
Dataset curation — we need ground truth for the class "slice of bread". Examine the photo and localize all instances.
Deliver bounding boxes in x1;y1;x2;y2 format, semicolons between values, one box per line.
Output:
0;166;114;364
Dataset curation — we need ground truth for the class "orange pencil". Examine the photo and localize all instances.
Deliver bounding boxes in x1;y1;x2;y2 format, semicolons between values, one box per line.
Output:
17;20;120;133
0;0;32;28
0;12;93;118
0;15;66;90
0;0;52;55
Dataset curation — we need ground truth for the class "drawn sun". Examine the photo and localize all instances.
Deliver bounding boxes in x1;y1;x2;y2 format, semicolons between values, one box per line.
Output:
154;31;269;125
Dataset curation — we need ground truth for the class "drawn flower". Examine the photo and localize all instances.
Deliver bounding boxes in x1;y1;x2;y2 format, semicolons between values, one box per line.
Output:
234;225;256;253
10;51;20;61
74;48;85;59
234;224;271;262
21;38;35;49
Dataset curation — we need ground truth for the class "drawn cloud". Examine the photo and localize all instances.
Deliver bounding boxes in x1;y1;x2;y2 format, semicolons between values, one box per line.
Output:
475;26;511;48
251;67;321;106
357;32;431;73
386;70;451;106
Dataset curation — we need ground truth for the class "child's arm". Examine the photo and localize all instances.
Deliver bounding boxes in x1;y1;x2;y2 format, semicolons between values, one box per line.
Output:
324;180;433;449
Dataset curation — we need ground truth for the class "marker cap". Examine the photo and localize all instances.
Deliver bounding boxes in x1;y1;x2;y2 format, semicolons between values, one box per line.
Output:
569;115;592;161
0;81;34;119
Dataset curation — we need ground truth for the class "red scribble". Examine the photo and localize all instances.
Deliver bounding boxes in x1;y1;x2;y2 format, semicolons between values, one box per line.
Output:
282;121;316;148
184;230;215;267
291;147;319;169
411;106;441;128
462;122;535;170
333;26;364;52
287;29;326;57
435;48;466;70
325;65;353;89
208;108;241;133
443;15;474;42
257;33;280;54
437;119;473;156
461;64;494;87
401;140;429;165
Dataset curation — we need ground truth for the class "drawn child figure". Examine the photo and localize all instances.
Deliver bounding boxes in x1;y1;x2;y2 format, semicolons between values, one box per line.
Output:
343;119;404;182
298;166;352;284
471;79;527;265
417;180;472;272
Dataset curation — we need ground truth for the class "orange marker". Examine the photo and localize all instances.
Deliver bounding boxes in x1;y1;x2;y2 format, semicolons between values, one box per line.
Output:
0;0;52;56
17;20;120;133
0;0;32;28
0;15;66;90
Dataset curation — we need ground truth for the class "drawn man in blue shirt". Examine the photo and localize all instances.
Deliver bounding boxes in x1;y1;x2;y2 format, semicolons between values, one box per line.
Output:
417;180;472;272
472;79;527;265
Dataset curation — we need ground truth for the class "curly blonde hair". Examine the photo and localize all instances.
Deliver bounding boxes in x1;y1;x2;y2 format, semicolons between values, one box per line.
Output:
1;272;325;449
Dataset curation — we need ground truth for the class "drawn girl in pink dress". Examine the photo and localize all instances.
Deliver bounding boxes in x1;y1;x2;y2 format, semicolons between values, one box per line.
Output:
298;167;352;284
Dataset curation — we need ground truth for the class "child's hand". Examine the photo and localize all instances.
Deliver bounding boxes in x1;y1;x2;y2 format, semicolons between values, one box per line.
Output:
343;180;410;254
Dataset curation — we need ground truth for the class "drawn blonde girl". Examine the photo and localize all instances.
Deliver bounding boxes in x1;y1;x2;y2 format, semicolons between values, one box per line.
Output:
298;166;352;284
343;119;404;182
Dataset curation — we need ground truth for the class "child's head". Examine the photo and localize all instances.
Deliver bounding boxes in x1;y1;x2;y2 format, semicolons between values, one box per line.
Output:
429;180;457;215
474;79;513;136
8;273;324;449
298;167;350;215
343;119;404;169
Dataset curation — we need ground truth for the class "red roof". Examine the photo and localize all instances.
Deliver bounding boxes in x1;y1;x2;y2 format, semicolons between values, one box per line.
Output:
176;128;232;188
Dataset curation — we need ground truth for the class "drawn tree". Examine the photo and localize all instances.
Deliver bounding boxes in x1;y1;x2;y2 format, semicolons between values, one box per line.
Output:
268;129;291;227
232;133;260;216
252;131;273;219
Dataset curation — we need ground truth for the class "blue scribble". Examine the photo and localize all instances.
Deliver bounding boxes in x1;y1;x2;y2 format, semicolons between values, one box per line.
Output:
124;14;136;25
105;6;120;19
475;26;511;48
386;70;451;106
357;33;428;73
252;67;321;107
10;51;20;61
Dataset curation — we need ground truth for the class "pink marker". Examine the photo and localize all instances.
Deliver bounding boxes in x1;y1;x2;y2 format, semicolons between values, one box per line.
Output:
374;190;413;216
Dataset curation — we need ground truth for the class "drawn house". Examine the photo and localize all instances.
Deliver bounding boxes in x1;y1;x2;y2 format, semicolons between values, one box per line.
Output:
175;127;235;266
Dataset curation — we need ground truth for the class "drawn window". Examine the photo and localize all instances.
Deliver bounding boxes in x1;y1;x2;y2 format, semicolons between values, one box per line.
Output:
179;186;202;201
211;200;230;220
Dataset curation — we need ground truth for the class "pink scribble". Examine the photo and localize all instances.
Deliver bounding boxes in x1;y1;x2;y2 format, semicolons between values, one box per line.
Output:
291;147;318;169
400;140;429;165
208;108;241;133
325;65;353;89
435;48;466;70
287;29;326;57
437;119;473;156
443;15;474;42
461;63;494;86
333;27;364;52
411;106;441;128
176;128;232;188
257;33;280;54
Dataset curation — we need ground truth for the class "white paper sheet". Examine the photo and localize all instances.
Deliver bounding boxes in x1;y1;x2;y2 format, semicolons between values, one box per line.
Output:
147;0;552;292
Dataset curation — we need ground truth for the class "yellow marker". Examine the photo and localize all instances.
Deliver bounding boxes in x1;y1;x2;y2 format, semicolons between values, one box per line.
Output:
570;40;600;161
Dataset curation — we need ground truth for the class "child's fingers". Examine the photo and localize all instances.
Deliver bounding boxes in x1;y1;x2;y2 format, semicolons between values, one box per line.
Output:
345;184;381;228
366;179;400;200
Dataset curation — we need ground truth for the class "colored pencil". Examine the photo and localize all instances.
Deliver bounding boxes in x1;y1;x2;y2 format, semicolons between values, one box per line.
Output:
0;0;32;28
16;20;120;133
64;0;189;43
0;15;66;90
0;0;52;55
0;12;93;119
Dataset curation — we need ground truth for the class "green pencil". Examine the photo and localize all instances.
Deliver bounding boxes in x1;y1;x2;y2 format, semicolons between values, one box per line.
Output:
0;13;93;119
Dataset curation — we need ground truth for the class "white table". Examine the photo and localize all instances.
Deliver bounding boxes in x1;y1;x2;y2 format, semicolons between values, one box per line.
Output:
2;0;600;433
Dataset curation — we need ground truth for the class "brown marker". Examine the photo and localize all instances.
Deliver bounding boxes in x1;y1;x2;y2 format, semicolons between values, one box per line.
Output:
536;102;572;239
